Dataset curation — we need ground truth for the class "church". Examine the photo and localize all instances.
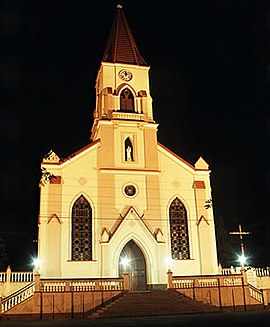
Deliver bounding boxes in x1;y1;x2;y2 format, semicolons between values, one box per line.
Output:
37;4;219;291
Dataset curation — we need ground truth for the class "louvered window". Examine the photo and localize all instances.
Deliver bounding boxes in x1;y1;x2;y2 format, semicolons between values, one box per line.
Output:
120;88;135;111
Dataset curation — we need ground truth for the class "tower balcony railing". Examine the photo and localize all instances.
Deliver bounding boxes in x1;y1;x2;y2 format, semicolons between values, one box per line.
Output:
110;111;146;121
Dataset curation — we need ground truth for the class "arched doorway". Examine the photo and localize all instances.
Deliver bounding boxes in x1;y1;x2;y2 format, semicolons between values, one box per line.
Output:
118;240;147;291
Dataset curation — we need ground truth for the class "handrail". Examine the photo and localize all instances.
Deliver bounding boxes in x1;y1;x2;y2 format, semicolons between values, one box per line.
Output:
248;284;264;303
1;282;35;313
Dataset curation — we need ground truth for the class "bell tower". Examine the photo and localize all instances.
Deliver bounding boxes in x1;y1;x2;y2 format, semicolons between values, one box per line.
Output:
91;4;159;171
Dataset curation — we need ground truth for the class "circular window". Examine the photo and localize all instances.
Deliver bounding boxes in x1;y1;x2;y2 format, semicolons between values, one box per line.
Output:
124;184;137;197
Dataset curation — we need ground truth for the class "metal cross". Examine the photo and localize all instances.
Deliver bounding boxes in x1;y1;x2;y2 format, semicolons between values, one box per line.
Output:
229;224;251;269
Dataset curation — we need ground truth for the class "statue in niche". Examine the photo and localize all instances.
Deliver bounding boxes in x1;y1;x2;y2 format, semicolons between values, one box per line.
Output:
126;146;132;161
125;138;134;161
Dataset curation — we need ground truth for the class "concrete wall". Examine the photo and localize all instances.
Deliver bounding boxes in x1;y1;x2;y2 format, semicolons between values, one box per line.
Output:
3;290;122;320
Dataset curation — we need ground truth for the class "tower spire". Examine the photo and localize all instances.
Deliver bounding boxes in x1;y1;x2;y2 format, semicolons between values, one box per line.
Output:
102;4;147;65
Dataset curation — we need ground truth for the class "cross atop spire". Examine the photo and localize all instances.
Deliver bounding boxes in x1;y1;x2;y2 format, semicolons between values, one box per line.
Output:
102;4;147;66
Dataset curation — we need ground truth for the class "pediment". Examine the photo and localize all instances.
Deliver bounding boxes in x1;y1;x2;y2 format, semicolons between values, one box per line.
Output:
194;157;209;170
107;206;156;243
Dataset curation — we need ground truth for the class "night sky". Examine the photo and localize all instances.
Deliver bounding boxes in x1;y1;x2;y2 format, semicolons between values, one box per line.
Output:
1;0;270;271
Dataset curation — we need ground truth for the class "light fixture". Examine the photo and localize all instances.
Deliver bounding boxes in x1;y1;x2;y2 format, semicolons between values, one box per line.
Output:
238;254;247;267
166;257;172;270
120;257;129;271
32;258;41;269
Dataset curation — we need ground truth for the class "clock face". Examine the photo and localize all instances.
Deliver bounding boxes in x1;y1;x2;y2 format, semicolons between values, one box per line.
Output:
118;69;133;81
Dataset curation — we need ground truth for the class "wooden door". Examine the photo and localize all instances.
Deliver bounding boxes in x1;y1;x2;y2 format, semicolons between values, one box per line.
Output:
119;240;147;291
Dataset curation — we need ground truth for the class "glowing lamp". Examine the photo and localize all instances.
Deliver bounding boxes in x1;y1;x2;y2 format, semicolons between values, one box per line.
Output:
120;257;129;270
33;258;41;269
166;257;172;270
238;254;247;266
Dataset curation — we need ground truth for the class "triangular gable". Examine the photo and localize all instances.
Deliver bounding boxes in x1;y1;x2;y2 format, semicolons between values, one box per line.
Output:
41;139;100;167
157;142;195;172
43;150;60;163
47;213;61;224
197;215;209;226
195;156;209;170
107;206;156;243
101;227;110;242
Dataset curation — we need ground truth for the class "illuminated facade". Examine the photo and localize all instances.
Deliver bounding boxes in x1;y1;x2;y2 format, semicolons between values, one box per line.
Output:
38;5;219;290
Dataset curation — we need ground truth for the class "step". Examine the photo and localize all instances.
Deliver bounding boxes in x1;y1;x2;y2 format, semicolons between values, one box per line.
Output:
89;290;221;319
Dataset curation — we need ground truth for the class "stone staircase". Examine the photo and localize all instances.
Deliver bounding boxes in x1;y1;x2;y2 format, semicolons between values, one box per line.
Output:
89;289;222;319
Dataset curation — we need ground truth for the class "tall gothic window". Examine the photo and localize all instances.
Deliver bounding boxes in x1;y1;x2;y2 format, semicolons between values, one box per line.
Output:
169;197;190;259
124;137;134;161
72;195;92;261
120;88;135;112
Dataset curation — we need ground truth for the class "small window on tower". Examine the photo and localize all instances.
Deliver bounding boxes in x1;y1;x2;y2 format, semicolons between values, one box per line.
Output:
120;88;135;112
124;137;134;161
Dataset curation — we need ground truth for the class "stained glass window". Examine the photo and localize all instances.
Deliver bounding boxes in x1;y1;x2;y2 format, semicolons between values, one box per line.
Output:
169;197;190;259
72;195;92;261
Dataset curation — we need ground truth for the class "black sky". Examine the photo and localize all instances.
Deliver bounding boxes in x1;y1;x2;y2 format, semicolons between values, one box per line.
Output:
1;0;270;270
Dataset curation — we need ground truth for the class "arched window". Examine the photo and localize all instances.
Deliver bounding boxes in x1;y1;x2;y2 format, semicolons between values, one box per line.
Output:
120;88;135;112
124;137;134;161
72;195;92;261
169;197;190;259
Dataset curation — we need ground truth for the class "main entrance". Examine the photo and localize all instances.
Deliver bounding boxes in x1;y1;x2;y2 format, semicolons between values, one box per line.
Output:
119;240;147;291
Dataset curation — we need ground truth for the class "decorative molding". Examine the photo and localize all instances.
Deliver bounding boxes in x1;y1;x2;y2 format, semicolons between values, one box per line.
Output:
100;227;110;243
47;213;61;224
43;150;60;163
155;228;165;243
197;215;209;226
39;168;56;187
193;181;206;189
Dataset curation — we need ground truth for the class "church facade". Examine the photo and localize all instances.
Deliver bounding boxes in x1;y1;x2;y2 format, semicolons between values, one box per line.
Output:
37;5;219;291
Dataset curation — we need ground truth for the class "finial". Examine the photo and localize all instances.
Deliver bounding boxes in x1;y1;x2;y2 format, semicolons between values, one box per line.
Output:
117;4;122;9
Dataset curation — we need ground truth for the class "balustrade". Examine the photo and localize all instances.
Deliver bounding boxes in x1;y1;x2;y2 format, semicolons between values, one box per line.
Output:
223;277;242;286
255;267;270;277
70;281;96;291
172;278;194;288
0;272;6;282
41;281;66;292
1;283;35;313
198;278;219;287
249;285;264;303
10;272;33;282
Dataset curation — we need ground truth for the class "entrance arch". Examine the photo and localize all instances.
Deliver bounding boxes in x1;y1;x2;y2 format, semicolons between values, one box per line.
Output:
118;240;147;291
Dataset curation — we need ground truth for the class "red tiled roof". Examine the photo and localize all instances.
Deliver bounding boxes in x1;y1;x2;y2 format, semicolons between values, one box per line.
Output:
102;4;147;66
